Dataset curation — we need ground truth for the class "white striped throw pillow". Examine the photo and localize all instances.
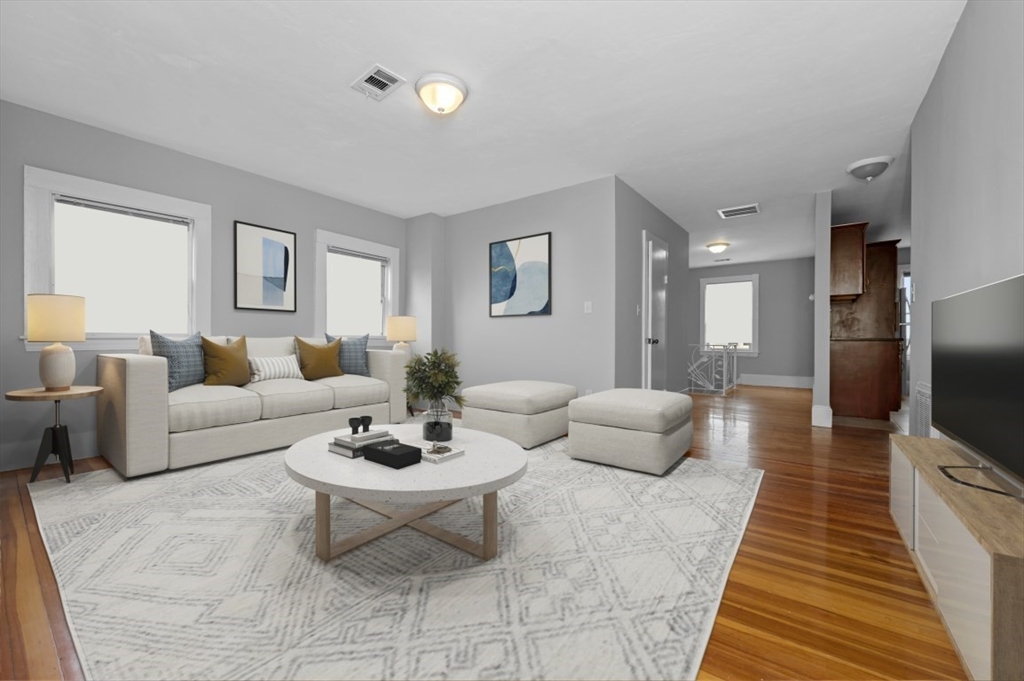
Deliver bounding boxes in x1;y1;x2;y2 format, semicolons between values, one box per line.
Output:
248;354;303;383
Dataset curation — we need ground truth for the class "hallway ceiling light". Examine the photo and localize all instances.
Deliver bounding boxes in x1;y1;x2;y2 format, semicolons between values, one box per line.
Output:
846;156;895;182
707;242;729;254
415;73;468;114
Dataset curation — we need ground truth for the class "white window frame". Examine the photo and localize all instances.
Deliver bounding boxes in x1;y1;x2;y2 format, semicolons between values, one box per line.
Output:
314;229;400;342
23;166;212;352
699;273;760;357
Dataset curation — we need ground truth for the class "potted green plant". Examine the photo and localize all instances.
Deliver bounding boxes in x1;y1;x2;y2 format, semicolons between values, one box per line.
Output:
404;349;465;442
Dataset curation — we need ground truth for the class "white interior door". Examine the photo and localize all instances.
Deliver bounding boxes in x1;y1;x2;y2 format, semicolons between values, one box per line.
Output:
642;231;668;390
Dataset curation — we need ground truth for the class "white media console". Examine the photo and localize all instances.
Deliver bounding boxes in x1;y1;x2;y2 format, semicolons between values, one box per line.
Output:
889;435;1023;681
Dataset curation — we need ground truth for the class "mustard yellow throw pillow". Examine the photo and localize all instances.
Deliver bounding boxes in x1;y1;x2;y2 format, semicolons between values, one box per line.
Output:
203;336;250;386
295;337;343;380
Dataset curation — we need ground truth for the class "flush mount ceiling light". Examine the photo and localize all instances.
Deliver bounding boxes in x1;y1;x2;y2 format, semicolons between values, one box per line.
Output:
707;242;730;254
415;73;468;114
846;156;895;182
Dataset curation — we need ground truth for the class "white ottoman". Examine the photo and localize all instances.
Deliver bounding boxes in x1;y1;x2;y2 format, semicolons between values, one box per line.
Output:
461;380;577;449
568;389;693;475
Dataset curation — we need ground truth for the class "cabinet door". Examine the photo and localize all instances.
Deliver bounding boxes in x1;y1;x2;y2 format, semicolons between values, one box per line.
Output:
830;340;902;419
831;223;867;298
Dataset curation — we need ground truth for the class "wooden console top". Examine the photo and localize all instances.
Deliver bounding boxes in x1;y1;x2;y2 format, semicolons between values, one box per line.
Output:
891;435;1024;559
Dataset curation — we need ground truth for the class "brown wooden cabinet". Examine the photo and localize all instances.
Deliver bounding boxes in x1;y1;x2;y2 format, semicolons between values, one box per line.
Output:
830;340;902;419
830;222;868;300
830;228;902;420
831;240;900;339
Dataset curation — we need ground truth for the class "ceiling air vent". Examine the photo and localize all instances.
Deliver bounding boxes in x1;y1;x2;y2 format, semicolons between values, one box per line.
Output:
717;203;761;219
350;64;406;102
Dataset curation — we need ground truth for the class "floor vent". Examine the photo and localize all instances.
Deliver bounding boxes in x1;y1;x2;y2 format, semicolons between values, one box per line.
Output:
350;64;406;101
717;203;760;219
912;382;932;436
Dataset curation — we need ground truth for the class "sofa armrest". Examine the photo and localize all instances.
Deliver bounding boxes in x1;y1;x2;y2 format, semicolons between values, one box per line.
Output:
367;348;407;424
96;354;170;478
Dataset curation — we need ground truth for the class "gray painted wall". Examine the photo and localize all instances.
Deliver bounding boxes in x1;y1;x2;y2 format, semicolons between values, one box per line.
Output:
909;0;1024;431
0;100;406;471
405;213;447;355
613;178;689;391
688;257;815;382
444;177;617;395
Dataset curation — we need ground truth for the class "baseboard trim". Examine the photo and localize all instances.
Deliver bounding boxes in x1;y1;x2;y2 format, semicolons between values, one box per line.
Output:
739;374;813;389
812;405;833;428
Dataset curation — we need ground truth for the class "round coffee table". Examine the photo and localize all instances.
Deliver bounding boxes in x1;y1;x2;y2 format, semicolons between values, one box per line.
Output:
285;424;528;562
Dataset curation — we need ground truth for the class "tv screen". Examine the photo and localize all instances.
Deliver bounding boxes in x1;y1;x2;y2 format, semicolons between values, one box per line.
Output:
932;274;1024;481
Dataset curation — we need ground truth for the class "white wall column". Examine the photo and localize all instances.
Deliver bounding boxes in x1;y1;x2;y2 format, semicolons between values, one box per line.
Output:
812;190;833;428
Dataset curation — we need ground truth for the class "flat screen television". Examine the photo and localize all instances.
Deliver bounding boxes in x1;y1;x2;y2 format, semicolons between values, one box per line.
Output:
932;274;1024;486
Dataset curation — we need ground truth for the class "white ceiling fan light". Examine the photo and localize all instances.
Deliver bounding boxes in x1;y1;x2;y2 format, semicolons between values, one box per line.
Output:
707;242;730;254
415;73;468;114
846;156;895;182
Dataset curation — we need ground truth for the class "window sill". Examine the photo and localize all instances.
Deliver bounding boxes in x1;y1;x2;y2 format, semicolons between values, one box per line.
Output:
23;337;141;353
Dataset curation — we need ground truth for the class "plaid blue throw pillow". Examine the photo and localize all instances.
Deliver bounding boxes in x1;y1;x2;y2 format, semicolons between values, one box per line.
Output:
150;331;205;392
326;333;369;376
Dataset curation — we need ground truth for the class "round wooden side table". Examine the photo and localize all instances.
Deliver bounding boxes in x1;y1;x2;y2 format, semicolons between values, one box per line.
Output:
5;386;103;483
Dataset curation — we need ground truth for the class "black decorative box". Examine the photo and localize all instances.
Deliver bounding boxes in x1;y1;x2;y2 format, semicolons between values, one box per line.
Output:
363;442;422;469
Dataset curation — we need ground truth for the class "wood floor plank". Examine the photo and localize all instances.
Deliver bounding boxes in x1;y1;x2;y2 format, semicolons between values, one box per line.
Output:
16;469;83;681
0;469;62;680
0;386;967;680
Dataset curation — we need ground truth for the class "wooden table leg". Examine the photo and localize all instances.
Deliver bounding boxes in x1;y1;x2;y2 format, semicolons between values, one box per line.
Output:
482;491;498;560
315;492;331;561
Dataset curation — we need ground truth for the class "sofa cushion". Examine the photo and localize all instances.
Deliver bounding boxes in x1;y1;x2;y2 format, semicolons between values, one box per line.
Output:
248;355;303;383
326;333;370;377
244;378;334;419
139;334;227;356
203;336;249;386
315;374;390;409
168;384;262;433
295;337;344;381
462;380;578;415
150;331;205;392
568;389;693;433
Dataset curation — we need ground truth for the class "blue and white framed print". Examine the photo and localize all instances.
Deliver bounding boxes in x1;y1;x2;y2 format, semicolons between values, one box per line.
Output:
490;232;551;317
235;221;296;312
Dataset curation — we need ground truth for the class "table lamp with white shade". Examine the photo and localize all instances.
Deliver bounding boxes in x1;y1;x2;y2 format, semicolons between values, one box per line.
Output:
27;294;85;392
385;315;417;355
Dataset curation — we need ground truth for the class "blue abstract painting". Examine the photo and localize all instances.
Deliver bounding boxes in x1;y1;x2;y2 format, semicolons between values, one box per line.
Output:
235;221;296;312
490;232;550;317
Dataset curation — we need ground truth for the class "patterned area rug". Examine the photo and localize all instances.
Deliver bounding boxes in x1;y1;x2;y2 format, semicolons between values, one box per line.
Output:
29;434;762;680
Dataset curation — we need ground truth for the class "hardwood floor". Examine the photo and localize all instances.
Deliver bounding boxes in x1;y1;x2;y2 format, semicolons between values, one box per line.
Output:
1;386;965;680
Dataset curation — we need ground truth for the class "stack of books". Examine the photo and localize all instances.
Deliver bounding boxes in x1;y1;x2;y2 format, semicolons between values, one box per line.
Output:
328;430;397;458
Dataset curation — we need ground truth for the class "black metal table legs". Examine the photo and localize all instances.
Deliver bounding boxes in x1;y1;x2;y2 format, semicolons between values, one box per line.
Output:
29;399;74;483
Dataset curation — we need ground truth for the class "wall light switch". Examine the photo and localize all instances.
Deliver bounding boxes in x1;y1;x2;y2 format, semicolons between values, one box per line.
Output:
584;301;593;313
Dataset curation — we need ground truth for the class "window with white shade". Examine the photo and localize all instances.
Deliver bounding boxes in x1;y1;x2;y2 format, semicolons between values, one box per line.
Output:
53;201;191;334
700;273;759;354
23;166;212;350
314;229;401;340
325;249;388;336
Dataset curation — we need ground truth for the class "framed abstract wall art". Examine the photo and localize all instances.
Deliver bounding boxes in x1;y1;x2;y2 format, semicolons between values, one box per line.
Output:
490;231;551;317
234;221;296;312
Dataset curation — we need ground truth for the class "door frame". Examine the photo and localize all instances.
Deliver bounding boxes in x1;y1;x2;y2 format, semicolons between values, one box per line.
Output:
641;230;668;389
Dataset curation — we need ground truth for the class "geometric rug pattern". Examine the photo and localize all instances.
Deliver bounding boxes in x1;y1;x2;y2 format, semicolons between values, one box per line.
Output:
28;435;762;680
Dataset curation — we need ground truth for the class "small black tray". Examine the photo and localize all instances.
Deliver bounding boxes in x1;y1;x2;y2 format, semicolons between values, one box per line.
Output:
363;442;421;469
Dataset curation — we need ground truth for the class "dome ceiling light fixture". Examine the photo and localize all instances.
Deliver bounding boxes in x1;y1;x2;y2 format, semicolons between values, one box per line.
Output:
415;73;468;114
846;156;895;182
707;242;730;254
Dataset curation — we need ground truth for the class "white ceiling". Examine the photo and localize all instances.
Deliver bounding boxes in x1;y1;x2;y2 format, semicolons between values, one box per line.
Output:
0;1;964;266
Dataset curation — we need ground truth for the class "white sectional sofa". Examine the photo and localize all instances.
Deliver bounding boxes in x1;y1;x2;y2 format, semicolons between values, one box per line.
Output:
96;336;406;478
